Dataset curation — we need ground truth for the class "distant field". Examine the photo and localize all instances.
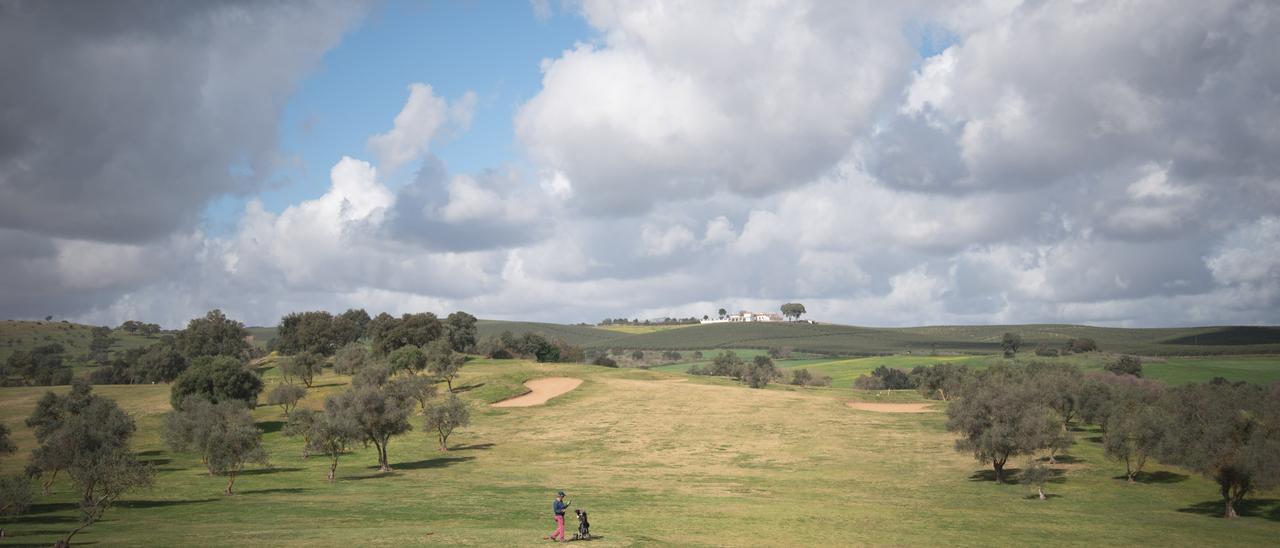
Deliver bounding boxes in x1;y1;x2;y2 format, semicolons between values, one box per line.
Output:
1;359;1277;545
579;322;1280;356
245;326;279;350
0;320;161;364
475;320;624;346
594;323;696;334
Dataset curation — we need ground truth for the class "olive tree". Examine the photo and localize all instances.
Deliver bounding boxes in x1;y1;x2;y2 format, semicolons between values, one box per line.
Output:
0;424;32;529
288;404;360;481
1022;461;1054;501
1155;382;1280;518
163;399;268;495
283;351;323;388
24;381;153;547
423;395;470;451
330;382;414;471
426;338;465;391
1000;332;1022;357
266;383;307;415
946;371;1060;483
333;343;371;375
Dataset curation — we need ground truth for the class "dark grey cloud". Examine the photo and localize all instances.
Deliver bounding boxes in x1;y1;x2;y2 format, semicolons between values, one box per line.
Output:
0;0;366;242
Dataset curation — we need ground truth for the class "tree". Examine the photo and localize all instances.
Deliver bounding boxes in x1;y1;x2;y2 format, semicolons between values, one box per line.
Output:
718;308;727;319
176;309;251;359
371;312;443;355
284;409;319;458
780;303;807;321
790;368;812;386
423;395;470;451
1022;461;1054;500
1104;403;1164;483
267;383;307;415
308;402;361;481
854;366;916;391
388;345;429;376
169;356;264;408
630;350;645;361
592;356;618;368
1105;355;1143;377
1154;382;1280;518
1000;332;1022;357
163;399;268;495
5;343;72;386
330;383;414;471
389;374;438;411
1027;362;1086;463
284;351;323;388
911;363;971;401
946;371;1060;483
0;423;31;528
1064;338;1098;353
426;339;465;391
276;311;343;356
133;343;188;383
24;381;153;547
743;356;777;389
333;343;371;375
444;311;478;353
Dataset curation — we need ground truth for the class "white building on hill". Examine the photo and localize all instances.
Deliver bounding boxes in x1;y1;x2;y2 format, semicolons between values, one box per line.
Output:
701;311;783;324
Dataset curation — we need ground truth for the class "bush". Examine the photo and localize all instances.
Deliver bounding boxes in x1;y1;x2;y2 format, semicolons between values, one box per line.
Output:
592;356;618;368
1034;343;1059;357
1065;338;1098;353
790;368;812;386
1105;355;1143;377
853;366;916;390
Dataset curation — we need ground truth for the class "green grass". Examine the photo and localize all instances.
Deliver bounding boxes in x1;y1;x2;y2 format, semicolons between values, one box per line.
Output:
1;359;1277;546
595;324;697;334
0;320;161;365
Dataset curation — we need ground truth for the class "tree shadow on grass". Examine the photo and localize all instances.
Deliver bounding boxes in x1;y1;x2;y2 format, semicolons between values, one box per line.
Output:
1041;454;1085;464
969;469;1022;484
342;471;401;481
309;382;346;389
116;498;219;509
1178;498;1280;522
237;467;303;476
373;456;475;471
1022;493;1064;500
1112;471;1188;484
256;420;285;434
452;382;486;393
452;443;495;451
1084;435;1104;444
136;450;164;457
236;488;310;495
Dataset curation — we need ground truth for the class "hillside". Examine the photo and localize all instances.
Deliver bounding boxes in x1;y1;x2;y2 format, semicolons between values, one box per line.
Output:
579;322;1280;356
0;320;161;364
475;319;624;347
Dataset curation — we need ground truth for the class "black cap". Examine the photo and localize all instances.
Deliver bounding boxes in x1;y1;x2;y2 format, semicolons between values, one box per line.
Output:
557;491;565;497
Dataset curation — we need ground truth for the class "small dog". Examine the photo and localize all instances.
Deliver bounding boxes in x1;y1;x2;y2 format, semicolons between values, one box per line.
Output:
572;508;591;540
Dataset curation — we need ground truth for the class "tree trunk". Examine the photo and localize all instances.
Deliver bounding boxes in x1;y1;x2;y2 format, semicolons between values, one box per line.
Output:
328;458;338;481
993;460;1006;484
225;472;236;496
375;439;391;472
438;431;449;452
1037;486;1046;500
1224;499;1238;518
446;378;454;392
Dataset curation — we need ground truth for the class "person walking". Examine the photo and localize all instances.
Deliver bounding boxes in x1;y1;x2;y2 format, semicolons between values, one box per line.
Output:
548;490;570;542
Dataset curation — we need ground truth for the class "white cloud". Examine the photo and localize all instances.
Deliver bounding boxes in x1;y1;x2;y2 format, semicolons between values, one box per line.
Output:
368;83;475;174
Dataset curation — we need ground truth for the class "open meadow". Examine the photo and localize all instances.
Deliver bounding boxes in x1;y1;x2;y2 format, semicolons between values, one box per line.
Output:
2;357;1278;546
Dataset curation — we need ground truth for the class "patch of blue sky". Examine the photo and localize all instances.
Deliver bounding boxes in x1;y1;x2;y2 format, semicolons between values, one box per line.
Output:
200;0;593;236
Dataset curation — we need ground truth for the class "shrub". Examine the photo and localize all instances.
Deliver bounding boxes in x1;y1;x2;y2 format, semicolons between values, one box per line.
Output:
1034;343;1059;357
592;356;618;368
1105;355;1143;377
170;356;263;408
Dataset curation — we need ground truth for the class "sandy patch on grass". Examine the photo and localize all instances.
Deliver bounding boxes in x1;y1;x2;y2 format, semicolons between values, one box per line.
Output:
845;402;937;413
491;377;583;407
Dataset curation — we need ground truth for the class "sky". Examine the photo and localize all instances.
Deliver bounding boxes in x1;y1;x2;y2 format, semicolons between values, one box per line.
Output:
2;0;1279;329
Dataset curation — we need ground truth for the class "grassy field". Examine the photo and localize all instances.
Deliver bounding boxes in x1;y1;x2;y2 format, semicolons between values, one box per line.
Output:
578;322;1280;356
0;320;161;365
476;320;624;347
2;358;1278;546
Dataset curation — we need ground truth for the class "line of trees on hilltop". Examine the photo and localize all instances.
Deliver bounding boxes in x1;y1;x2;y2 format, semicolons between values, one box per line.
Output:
853;358;1280;518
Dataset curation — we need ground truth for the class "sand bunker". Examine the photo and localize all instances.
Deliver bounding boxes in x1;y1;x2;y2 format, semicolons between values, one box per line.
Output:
491;377;583;407
845;402;937;413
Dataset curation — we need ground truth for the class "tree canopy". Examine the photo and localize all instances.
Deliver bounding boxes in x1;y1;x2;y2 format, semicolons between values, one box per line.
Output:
176;309;251;359
170;356;264;408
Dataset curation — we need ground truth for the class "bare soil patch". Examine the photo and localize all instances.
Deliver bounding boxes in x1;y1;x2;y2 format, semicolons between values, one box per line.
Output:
491;377;583;407
845;402;937;413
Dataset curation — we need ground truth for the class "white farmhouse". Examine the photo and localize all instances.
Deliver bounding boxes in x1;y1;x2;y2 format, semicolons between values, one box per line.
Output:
701;310;783;324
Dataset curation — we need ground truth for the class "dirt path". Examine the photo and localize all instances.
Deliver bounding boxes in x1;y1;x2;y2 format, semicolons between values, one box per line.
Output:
845;402;937;413
491;377;584;407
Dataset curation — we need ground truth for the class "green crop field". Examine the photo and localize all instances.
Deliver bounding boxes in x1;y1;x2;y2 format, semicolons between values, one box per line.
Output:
0;320;161;365
2;358;1278;546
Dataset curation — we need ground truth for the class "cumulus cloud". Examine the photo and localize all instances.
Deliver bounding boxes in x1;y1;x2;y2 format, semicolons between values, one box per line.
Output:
6;0;1280;329
368;84;476;174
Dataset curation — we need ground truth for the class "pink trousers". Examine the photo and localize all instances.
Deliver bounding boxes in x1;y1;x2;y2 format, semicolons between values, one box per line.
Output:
551;515;566;540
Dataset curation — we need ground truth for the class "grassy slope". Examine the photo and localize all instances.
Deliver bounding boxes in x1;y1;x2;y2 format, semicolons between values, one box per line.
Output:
0;320;160;364
595;324;697;334
582;322;1280;356
475;320;624;347
1;360;1278;546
